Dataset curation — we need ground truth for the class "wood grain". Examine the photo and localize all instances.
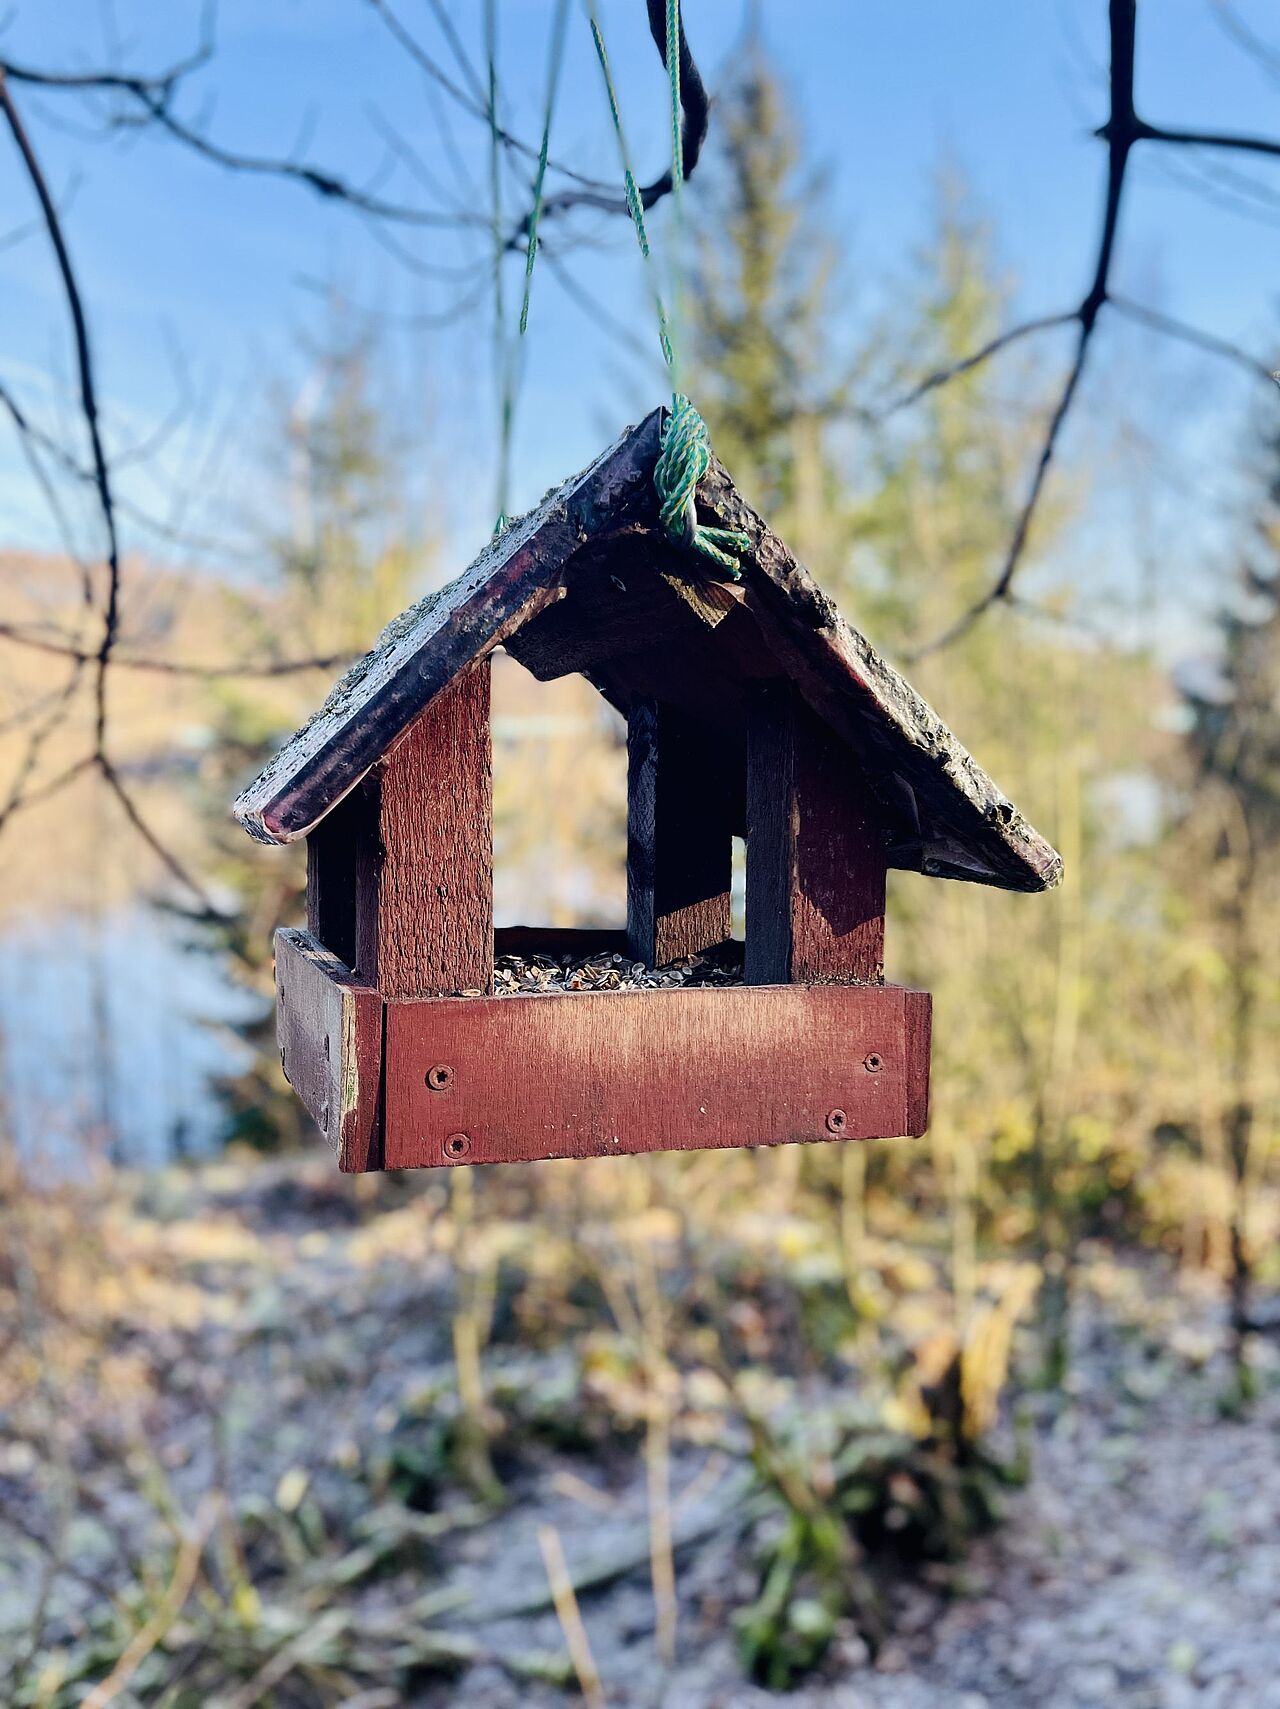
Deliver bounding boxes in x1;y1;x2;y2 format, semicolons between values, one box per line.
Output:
356;660;492;1000
627;699;734;965
383;982;929;1169
746;683;887;987
275;927;382;1171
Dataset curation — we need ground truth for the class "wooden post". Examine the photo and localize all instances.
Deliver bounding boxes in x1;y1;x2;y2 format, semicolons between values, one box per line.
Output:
627;699;734;966
355;659;493;998
305;788;364;968
745;683;886;986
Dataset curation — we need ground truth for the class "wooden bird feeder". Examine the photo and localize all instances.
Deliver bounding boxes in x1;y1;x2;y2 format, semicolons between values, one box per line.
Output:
234;408;1061;1172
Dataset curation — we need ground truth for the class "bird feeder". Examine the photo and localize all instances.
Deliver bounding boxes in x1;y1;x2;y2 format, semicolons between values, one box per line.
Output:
233;407;1061;1172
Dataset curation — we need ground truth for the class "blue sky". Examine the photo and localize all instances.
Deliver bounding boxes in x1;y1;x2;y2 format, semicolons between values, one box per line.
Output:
2;1;1279;635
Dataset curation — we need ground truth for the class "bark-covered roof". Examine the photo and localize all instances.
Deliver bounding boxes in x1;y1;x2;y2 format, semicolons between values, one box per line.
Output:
233;407;1062;893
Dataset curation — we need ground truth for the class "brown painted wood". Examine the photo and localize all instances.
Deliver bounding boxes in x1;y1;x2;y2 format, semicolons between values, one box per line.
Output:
383;981;929;1169
275;927;382;1171
627;699;734;966
305;787;365;966
355;659;493;1000
746;683;887;987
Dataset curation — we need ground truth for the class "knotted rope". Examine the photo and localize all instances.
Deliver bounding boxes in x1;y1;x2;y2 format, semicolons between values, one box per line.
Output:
654;393;752;578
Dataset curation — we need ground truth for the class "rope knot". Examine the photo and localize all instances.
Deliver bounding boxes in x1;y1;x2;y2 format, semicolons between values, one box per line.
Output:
654;393;751;579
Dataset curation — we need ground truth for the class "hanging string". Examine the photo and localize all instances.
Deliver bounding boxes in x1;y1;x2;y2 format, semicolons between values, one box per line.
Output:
587;1;748;578
484;0;512;533
519;0;571;336
586;3;674;369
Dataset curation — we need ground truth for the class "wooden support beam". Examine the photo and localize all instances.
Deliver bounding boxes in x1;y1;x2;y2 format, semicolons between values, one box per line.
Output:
355;660;493;999
746;683;887;986
305;787;364;968
627;699;734;966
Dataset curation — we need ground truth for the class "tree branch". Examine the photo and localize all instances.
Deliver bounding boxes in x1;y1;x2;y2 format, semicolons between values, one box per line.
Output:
907;0;1140;660
0;68;120;747
0;54;482;229
510;0;711;242
873;312;1079;420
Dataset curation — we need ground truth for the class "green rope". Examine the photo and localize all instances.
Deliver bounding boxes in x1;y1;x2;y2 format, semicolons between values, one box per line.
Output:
484;0;510;533
586;6;673;368
654;393;751;578
666;0;684;207
518;0;570;337
588;0;747;580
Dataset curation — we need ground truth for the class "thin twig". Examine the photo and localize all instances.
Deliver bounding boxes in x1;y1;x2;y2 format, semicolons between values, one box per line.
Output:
1107;293;1278;384
537;1526;606;1709
80;1498;216;1709
0;54;480;228
511;0;711;242
873;311;1078;420
0;66;121;744
0;620;351;678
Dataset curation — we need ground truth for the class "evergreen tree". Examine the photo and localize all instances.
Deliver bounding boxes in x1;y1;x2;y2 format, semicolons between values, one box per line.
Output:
189;328;424;1148
1178;445;1280;1398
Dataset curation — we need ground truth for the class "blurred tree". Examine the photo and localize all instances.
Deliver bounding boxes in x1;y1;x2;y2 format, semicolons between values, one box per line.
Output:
685;36;848;555
188;327;426;1148
1177;461;1280;1400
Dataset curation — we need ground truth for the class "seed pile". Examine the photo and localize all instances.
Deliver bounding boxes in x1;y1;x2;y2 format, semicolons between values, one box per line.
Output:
492;948;743;996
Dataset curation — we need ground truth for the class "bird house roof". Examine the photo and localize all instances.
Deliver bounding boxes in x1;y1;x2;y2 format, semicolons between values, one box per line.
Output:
234;407;1061;892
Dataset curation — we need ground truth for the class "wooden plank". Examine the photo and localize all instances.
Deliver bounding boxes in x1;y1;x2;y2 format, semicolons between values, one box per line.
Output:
627;700;734;965
746;683;887;987
305;786;365;966
275;927;383;1172
383;982;929;1169
357;660;493;1000
904;987;932;1137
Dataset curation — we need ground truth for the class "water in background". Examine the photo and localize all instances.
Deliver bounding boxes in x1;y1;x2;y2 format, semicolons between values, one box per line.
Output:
0;905;254;1171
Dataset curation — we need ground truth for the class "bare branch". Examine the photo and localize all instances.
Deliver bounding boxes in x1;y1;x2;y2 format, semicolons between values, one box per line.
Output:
367;0;613;195
1131;117;1280;161
1108;294;1277;385
0;53;482;229
509;0;712;242
873;312;1079;420
0;621;353;679
98;756;223;910
0;68;121;748
908;0;1140;660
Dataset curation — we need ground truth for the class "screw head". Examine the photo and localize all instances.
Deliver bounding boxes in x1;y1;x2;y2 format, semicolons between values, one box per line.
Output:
825;1108;847;1135
426;1063;454;1091
864;1052;884;1073
443;1131;472;1162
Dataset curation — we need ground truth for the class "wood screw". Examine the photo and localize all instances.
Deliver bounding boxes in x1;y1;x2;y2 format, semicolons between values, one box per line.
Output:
426;1063;454;1091
864;1052;884;1073
443;1131;472;1161
825;1108;847;1134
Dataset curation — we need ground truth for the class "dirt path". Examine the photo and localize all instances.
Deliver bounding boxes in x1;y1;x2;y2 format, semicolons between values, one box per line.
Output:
426;1268;1280;1709
5;1164;1277;1708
